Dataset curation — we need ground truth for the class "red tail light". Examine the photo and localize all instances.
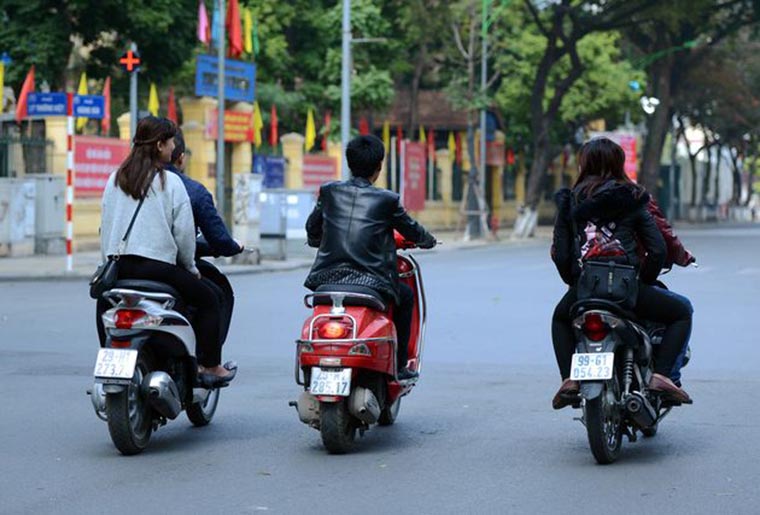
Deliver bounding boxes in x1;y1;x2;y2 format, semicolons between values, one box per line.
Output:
316;319;352;339
111;340;131;348
583;313;609;342
114;309;146;329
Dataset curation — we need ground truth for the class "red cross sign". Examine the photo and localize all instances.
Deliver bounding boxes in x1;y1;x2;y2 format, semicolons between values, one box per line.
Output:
119;50;141;72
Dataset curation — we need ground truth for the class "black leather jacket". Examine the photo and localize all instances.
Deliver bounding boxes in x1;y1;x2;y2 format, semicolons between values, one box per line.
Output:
304;177;434;304
552;181;666;285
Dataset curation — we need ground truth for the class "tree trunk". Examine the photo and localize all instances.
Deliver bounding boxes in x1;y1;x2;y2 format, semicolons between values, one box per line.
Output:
640;58;674;194
702;142;713;207
689;153;699;207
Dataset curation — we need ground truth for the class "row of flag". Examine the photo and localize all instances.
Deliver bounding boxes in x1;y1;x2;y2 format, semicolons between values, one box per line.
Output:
197;0;259;58
10;65;179;132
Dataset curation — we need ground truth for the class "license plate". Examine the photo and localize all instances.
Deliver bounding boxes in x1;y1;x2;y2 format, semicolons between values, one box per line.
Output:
570;352;614;381
310;367;352;396
94;348;138;380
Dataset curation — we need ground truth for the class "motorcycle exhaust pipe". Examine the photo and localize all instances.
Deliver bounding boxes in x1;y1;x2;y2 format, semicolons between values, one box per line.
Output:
142;372;182;420
348;386;381;425
291;391;320;427
625;391;657;429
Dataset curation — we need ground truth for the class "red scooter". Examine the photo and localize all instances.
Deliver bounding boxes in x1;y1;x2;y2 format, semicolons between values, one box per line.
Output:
291;233;428;453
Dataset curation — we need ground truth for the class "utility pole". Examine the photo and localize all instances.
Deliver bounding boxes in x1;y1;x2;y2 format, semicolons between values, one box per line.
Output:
340;0;351;179
129;43;138;140
216;0;226;223
480;0;489;208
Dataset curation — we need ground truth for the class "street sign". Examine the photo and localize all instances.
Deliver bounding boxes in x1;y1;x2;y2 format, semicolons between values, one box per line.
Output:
119;49;141;73
27;93;67;116
73;95;105;119
195;55;256;102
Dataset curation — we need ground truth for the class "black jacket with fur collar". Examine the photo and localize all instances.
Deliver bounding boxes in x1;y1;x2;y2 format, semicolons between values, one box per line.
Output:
551;181;666;285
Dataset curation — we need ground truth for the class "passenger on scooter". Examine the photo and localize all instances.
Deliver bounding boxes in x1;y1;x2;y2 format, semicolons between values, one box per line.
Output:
304;135;437;380
550;137;692;408
165;129;243;348
99;116;236;384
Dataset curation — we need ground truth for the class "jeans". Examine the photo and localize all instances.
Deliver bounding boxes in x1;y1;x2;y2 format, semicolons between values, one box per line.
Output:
196;259;235;347
552;284;693;379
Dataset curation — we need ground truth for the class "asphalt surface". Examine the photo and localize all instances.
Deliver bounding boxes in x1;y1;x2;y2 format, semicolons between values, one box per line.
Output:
1;226;758;514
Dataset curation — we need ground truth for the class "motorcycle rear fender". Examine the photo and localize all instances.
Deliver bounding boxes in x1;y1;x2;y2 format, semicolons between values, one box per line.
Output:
580;381;604;401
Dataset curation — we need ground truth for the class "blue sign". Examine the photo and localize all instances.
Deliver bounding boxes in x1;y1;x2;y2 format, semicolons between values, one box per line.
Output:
195;55;256;103
73;95;105;119
27;93;67;116
254;155;285;189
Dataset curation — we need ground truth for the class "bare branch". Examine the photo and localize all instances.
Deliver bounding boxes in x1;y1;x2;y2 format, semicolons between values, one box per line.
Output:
524;0;551;39
451;22;470;60
486;71;501;89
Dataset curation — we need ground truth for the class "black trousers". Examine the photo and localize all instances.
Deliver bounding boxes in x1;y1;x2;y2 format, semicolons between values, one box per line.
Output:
552;284;693;379
196;259;234;346
95;255;223;367
393;283;415;369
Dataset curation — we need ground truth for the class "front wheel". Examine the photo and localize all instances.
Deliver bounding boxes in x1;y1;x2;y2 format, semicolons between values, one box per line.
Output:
584;379;623;464
319;401;356;454
105;352;153;455
186;388;220;427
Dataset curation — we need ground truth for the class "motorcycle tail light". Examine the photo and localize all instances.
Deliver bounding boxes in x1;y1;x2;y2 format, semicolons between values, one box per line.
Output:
583;313;609;342
316;319;351;339
111;340;131;348
348;343;371;356
114;309;146;329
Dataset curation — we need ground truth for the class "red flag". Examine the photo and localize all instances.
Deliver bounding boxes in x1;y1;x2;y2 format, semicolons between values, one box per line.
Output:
226;0;243;58
101;77;111;135
396;125;403;153
167;87;178;124
270;105;279;147
455;132;463;165
15;65;35;123
322;111;332;151
507;148;515;166
358;116;370;135
427;128;435;163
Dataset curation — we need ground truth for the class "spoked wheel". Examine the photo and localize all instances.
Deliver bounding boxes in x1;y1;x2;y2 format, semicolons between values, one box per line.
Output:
186;388;220;427
319;401;356;454
106;352;153;455
584;378;623;464
378;397;401;426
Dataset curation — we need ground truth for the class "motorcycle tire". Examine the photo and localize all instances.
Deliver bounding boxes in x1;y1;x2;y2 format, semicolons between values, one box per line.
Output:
378;398;401;426
106;351;153;455
584;377;623;465
186;388;220;427
320;401;356;454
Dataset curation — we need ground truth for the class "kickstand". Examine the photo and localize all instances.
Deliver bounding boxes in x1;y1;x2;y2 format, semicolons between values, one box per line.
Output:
624;426;637;442
573;416;586;427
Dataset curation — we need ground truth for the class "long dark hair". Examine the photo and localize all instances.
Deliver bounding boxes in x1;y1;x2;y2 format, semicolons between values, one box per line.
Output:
115;116;177;199
573;137;640;196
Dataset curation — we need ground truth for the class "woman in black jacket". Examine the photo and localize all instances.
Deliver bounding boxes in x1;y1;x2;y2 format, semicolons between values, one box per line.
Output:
550;138;692;409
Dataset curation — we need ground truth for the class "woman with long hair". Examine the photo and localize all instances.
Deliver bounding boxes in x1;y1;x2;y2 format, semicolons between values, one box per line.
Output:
550;137;692;408
100;116;234;382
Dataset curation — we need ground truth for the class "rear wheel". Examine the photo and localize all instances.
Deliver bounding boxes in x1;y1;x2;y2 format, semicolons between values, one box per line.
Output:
320;401;356;454
186;388;220;427
585;378;623;464
378;397;401;426
106;352;153;455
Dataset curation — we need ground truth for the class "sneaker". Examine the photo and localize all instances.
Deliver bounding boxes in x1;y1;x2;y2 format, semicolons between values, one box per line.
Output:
398;367;419;380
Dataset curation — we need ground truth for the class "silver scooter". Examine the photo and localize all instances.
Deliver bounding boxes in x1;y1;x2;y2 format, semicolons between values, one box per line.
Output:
88;280;220;455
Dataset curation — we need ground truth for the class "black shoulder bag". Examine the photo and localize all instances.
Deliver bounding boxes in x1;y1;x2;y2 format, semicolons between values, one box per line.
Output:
570;195;639;310
89;172;155;299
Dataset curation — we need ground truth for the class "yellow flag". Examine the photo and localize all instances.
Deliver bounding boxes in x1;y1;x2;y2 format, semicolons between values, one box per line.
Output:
305;108;316;151
252;101;264;147
0;62;4;112
419;125;426;143
76;72;88;130
382;120;390;151
148;83;159;117
448;131;456;159
244;8;253;55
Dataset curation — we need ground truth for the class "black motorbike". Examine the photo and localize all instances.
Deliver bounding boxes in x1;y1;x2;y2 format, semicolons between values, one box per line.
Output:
568;296;690;464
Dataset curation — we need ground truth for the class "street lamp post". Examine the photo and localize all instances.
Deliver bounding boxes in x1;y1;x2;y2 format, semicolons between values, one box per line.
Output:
216;0;227;225
340;0;351;180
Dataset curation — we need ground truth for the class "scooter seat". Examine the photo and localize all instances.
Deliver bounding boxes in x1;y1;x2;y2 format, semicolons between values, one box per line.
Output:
314;284;387;311
113;279;182;299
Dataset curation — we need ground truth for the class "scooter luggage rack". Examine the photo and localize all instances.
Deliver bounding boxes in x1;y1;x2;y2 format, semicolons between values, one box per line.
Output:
103;288;176;309
303;291;387;313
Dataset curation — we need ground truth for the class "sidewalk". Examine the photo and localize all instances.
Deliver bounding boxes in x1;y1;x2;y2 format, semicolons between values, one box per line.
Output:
0;228;552;281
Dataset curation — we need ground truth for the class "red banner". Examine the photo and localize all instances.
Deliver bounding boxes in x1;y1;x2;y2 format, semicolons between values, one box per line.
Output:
590;131;638;182
74;136;130;197
486;140;505;166
303;154;338;191
206;109;253;142
402;141;426;211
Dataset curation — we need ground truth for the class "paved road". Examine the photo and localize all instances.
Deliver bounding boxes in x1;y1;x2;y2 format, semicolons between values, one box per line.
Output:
1;226;759;514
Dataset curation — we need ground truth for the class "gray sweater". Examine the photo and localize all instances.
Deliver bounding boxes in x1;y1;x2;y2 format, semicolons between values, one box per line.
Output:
100;171;198;276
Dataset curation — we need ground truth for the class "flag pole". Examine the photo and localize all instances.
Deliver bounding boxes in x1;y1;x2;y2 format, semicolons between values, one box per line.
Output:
216;0;226;223
340;0;351;180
